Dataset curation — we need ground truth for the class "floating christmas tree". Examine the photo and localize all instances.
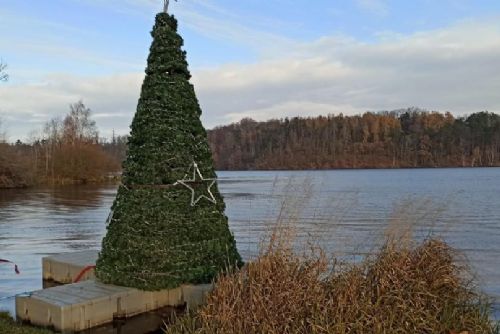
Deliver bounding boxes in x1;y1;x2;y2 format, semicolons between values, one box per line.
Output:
95;10;242;291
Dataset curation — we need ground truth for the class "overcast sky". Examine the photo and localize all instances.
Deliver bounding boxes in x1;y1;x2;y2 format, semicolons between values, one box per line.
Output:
1;0;500;141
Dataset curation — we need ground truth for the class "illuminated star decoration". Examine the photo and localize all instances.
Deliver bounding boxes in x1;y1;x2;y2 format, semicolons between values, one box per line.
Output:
174;162;217;206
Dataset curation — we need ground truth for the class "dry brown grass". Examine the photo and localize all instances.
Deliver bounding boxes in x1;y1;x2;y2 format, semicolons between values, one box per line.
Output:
165;183;497;334
166;228;497;334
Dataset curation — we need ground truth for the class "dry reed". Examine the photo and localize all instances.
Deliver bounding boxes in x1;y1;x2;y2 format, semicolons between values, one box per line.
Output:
165;183;497;334
165;230;497;334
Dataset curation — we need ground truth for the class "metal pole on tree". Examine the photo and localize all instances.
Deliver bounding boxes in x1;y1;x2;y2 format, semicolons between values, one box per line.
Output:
163;0;177;13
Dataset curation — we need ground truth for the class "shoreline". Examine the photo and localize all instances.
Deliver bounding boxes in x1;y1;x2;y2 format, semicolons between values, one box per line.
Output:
0;177;120;190
2;165;500;190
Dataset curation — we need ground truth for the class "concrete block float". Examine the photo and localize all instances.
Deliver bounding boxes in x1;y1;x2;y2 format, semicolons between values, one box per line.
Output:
15;251;215;333
16;280;212;333
43;251;99;285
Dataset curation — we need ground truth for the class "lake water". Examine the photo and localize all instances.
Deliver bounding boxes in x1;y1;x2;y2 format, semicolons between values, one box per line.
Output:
1;168;499;319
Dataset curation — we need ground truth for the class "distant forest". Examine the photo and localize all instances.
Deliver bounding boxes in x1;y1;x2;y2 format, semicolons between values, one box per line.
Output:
208;108;500;170
0;101;126;188
1;106;500;188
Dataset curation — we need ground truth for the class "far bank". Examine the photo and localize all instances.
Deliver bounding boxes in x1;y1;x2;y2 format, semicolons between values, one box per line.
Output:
2;109;499;189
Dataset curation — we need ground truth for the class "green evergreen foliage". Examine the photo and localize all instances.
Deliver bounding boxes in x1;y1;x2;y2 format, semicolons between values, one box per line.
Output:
95;13;242;290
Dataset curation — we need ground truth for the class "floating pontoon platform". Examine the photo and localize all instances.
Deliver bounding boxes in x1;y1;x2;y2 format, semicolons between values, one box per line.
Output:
16;251;213;333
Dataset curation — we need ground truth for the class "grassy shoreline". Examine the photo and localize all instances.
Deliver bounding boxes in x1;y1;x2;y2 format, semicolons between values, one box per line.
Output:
0;176;120;190
0;313;53;334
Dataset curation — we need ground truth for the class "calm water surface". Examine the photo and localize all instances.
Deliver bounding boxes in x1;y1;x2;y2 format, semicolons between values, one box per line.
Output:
1;168;499;317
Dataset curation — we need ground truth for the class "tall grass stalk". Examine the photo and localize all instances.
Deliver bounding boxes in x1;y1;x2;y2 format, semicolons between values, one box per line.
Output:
165;188;498;334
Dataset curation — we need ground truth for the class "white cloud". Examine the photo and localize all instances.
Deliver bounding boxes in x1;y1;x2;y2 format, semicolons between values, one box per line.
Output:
0;73;143;140
74;0;298;58
179;10;296;59
223;101;361;124
193;19;500;124
2;19;500;141
355;0;390;17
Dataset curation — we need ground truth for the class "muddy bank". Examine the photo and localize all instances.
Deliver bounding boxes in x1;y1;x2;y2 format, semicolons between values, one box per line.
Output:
0;167;28;189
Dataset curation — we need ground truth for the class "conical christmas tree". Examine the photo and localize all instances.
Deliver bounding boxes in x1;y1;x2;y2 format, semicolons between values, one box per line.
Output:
96;13;242;291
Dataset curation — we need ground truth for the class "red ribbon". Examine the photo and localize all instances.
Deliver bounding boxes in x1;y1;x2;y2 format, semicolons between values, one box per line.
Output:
73;265;96;283
0;259;20;274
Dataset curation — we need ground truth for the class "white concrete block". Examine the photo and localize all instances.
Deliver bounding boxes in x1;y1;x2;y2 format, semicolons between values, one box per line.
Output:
16;280;185;333
42;251;98;284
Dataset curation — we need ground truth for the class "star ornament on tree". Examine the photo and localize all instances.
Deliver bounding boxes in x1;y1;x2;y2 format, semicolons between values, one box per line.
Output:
175;162;217;206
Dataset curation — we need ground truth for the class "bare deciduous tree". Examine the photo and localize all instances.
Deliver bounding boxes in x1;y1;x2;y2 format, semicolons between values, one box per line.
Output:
0;61;8;82
43;117;62;178
0;118;6;142
63;101;98;145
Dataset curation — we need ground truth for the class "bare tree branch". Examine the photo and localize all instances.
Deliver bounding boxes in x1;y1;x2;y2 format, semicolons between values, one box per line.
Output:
0;61;8;82
0;118;6;143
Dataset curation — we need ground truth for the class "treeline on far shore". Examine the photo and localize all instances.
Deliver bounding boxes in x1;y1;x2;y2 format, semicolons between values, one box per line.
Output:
209;108;500;170
0;101;127;189
1;106;500;188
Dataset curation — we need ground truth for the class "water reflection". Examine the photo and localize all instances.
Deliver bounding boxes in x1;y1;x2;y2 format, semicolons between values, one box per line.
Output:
0;184;115;313
0;168;499;321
